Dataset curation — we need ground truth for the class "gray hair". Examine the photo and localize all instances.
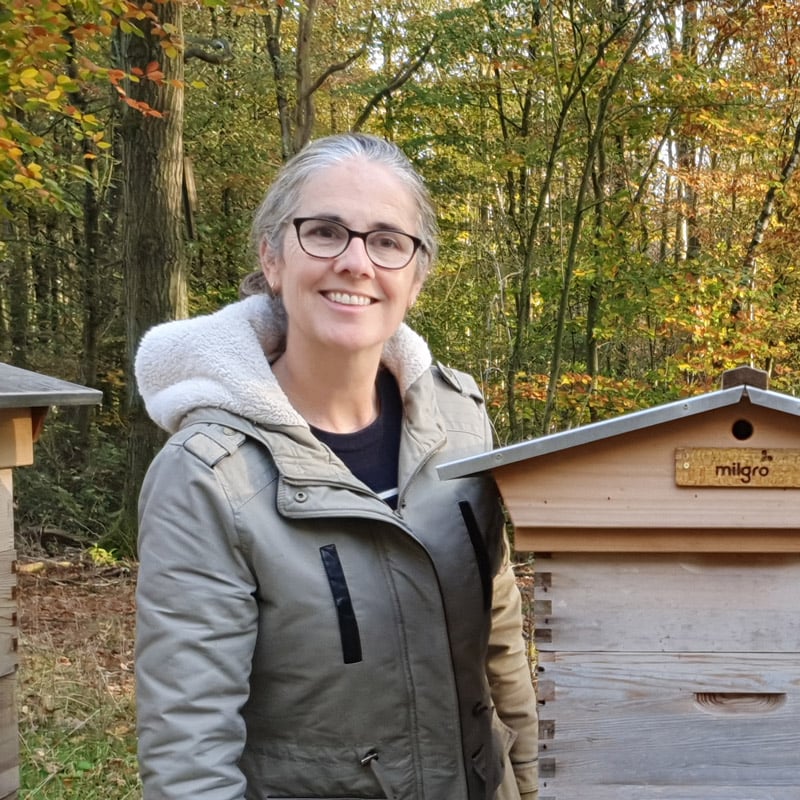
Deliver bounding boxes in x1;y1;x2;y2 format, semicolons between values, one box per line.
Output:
243;133;438;296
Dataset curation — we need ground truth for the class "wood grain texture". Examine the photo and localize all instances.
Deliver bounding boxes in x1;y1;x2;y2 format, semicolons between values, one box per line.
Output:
514;527;800;553
0;568;16;677
675;447;800;487
0;470;16;682
540;787;800;799
0;469;17;800
497;402;800;536
0;412;32;470
0;470;11;551
0;658;18;800
536;652;800;791
536;553;800;653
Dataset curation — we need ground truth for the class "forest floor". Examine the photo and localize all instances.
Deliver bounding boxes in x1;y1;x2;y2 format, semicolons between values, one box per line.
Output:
14;551;536;799
16;554;140;799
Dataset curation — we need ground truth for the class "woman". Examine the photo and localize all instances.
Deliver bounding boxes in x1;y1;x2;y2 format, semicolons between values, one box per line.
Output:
135;132;539;800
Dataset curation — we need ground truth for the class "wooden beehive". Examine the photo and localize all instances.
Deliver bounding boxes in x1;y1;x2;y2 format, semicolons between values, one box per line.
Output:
440;367;800;799
0;363;101;800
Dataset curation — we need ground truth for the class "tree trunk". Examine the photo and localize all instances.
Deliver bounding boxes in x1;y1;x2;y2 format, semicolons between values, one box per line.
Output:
6;217;31;369
541;2;654;432
117;1;186;555
674;0;700;266
66;27;103;445
293;0;318;152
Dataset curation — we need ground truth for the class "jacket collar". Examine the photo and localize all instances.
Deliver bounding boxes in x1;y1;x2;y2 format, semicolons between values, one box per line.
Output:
135;294;434;434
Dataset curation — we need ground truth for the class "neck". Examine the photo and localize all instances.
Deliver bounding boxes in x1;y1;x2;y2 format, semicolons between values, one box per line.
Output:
272;344;383;433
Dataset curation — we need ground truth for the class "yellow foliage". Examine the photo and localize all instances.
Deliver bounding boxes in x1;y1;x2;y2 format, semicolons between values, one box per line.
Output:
87;544;118;567
17;561;45;575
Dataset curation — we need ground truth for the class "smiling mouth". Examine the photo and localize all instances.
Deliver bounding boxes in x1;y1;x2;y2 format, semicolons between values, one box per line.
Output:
324;291;374;306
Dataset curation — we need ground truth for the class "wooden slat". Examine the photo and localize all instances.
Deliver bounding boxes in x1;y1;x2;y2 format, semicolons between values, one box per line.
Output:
0;479;16;672
514;527;800;553
533;599;552;617
0;673;18;800
538;719;555;739
539;757;556;778
496;402;800;536
540;787;800;799
537;679;555;703
536;651;800;792
721;365;769;389
0;471;11;552
0;469;16;799
537;552;800;653
533;571;552;589
541;551;800;651
0;469;16;683
0;772;17;800
0;415;31;471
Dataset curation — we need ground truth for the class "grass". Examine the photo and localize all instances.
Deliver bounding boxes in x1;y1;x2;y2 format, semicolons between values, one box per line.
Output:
17;562;141;799
14;556;537;800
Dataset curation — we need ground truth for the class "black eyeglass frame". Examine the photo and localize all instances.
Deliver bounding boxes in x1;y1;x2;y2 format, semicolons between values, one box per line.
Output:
292;217;424;270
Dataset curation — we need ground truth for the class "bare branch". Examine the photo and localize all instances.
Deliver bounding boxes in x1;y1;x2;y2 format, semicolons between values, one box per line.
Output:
184;37;233;64
743;115;800;276
352;35;435;131
306;13;376;97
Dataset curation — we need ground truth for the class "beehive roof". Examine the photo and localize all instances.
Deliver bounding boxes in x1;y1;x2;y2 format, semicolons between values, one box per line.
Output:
0;362;102;408
439;381;800;480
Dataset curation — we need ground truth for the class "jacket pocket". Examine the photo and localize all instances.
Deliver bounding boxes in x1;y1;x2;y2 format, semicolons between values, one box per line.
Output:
471;712;518;799
319;543;363;664
243;741;389;799
459;500;492;610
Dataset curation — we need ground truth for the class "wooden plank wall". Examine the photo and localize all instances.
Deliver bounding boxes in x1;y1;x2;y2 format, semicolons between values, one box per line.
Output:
537;553;800;652
535;553;800;799
499;403;800;536
0;468;18;800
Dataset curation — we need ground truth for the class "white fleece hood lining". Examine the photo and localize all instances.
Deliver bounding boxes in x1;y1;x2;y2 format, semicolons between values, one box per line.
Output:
135;294;432;434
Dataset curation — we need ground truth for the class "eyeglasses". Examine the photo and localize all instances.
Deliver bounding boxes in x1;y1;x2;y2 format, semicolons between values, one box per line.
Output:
292;217;423;270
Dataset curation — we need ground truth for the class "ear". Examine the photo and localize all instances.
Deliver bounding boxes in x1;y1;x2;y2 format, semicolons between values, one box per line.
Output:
407;276;424;310
260;240;282;295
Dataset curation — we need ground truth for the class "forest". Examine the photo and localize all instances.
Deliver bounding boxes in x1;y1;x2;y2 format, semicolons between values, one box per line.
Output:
3;0;800;554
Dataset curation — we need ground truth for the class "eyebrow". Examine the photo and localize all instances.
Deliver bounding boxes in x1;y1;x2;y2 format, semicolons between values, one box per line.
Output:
307;213;410;233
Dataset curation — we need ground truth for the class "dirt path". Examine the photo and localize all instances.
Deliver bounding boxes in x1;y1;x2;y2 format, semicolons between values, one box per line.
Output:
16;558;137;700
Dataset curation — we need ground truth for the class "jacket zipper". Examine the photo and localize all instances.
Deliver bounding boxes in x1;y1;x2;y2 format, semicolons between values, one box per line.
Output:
394;437;446;517
361;749;398;800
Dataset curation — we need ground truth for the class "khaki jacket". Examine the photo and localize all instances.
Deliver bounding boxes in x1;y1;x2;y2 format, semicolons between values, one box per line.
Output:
135;296;538;800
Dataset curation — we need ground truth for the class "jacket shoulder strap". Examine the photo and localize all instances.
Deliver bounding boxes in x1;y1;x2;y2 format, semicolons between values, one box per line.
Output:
177;422;248;468
432;360;485;405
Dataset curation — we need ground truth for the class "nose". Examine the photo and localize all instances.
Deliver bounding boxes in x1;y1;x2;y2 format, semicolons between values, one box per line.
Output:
333;235;375;277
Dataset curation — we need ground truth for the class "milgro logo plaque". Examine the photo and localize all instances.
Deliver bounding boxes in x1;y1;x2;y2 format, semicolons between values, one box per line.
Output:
675;448;800;487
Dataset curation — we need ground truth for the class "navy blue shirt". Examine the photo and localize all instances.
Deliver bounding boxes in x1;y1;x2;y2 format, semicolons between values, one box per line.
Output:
310;368;403;508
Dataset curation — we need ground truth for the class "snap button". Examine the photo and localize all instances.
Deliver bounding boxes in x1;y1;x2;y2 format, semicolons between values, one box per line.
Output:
472;701;488;716
294;490;308;503
222;427;236;436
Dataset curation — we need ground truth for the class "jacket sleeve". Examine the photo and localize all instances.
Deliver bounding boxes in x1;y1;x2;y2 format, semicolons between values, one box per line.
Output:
464;371;539;797
135;433;258;800
487;542;540;799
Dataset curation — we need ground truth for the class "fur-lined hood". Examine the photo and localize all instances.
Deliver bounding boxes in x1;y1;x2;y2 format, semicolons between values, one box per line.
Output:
135;294;433;434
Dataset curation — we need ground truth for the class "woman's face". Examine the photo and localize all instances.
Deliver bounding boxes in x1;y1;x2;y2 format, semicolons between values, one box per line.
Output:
261;157;424;361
